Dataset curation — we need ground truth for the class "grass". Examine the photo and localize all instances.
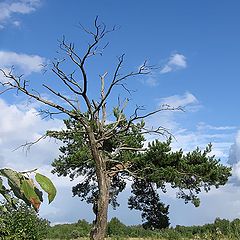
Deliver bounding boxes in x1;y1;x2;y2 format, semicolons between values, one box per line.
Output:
45;238;237;240
45;237;240;240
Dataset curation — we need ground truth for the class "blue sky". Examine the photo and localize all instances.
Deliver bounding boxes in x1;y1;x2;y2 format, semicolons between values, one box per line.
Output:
1;0;240;227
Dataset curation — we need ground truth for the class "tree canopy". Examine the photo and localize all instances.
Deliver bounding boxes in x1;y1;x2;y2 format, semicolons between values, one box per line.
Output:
49;116;231;230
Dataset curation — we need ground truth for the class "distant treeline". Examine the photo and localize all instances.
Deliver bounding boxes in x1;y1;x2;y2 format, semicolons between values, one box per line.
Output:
1;203;240;239
47;217;240;239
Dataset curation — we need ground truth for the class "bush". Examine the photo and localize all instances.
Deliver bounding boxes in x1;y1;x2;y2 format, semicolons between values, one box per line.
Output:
0;202;50;239
107;217;127;236
47;219;92;239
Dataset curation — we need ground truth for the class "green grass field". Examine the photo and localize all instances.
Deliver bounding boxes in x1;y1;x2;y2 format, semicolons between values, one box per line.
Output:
45;237;239;240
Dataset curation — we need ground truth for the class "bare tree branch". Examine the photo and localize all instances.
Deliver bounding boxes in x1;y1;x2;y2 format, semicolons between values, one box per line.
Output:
100;72;108;125
0;69;85;122
36;109;64;119
13;134;47;152
42;84;78;111
93;56;152;117
141;126;174;138
52;60;83;94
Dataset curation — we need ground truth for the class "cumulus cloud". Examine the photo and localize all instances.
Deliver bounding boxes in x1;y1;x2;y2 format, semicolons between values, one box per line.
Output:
228;131;240;165
0;98;63;170
0;0;41;28
141;53;187;86
227;131;240;186
159;92;199;110
144;92;199;135
0;97;94;224
171;132;232;159
140;92;201;142
0;51;46;75
161;53;187;74
164;183;240;226
144;92;201;148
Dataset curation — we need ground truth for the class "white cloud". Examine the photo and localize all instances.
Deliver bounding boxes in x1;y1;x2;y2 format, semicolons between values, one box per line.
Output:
142;92;201;143
13;20;21;27
227;131;240;185
142;53;187;86
0;51;46;75
0;98;63;170
197;122;236;131
0;0;41;28
232;162;240;182
228;131;240;166
161;53;187;74
143;92;202;149
159;92;199;110
165;183;240;226
144;76;158;87
171;132;232;160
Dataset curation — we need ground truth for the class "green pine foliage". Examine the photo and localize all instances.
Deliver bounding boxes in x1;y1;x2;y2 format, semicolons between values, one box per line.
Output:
48;115;231;229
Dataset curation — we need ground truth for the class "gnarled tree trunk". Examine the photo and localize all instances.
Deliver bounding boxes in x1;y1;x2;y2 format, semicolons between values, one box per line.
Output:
90;171;110;240
88;129;110;240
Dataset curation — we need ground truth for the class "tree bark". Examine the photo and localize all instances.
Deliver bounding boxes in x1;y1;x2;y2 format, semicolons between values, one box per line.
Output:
90;171;110;240
87;128;110;240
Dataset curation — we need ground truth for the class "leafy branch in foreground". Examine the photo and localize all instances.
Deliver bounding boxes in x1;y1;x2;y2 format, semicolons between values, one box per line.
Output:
0;168;56;211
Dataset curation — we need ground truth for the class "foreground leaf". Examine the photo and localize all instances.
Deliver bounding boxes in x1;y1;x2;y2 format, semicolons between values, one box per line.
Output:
21;179;41;211
0;168;21;188
35;173;56;203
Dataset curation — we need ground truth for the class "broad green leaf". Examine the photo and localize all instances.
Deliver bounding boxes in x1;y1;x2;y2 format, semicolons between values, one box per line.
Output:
0;168;22;188
8;180;31;206
35;173;56;203
21;179;41;211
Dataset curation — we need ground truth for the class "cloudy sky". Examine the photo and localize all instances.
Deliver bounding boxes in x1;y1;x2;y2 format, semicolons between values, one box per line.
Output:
1;0;240;227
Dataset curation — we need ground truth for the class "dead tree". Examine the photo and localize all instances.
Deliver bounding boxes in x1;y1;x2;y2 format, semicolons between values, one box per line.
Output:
0;18;231;240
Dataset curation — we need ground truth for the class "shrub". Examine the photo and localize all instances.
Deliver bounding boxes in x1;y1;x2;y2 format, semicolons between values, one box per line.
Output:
0;202;50;239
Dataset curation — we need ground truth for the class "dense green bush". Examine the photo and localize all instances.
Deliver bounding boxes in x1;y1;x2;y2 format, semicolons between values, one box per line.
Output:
107;217;127;236
0;202;50;239
47;219;92;239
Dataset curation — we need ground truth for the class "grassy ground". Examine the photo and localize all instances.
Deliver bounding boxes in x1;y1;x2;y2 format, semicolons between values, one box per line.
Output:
45;238;167;240
45;238;233;240
45;238;239;240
